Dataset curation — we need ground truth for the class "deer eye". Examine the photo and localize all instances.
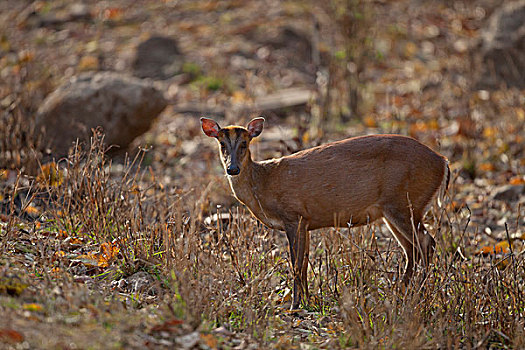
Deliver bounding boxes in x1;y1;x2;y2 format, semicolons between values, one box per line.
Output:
240;141;247;149
219;141;226;148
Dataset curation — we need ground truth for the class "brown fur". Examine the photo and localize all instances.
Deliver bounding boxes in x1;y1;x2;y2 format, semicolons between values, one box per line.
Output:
201;118;449;309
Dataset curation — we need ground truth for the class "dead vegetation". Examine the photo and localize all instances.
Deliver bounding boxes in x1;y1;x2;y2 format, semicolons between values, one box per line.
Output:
1;0;524;348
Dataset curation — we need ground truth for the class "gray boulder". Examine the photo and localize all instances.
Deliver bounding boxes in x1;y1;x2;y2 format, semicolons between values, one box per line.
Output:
36;71;167;156
476;0;525;89
132;36;183;80
492;184;525;203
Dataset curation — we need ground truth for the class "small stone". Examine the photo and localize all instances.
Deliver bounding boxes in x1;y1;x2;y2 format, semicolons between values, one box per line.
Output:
132;36;183;80
36;71;167;157
492;184;525;202
475;0;525;89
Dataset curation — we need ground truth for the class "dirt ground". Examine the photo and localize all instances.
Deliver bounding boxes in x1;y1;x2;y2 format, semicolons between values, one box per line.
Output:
1;0;524;349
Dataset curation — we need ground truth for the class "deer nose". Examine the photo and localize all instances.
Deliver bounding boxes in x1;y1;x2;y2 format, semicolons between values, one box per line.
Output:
227;166;240;175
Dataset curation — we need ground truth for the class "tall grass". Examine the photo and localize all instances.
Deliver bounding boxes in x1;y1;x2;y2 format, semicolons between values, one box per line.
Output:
1;95;523;350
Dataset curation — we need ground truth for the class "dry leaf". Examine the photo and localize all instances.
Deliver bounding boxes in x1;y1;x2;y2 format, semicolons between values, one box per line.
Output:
23;303;43;312
78;242;120;268
151;319;184;332
509;176;525;185
103;7;123;20
404;41;418;57
479;163;495;172
0;329;24;343
231;91;250;104
37;163;64;188
200;333;218;349
53;250;66;261
478;240;510;255
24;205;41;216
482;126;497;139
78;56;99;71
363;115;377;128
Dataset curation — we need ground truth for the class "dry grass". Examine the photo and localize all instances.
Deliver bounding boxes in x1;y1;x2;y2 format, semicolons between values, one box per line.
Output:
1;0;524;348
1;112;524;348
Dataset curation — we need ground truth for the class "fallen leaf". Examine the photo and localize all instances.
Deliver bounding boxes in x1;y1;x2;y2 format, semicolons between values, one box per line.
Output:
69;237;82;245
23;303;43;312
97;242;120;267
509;176;525;185
478;241;510;255
404;41;418;58
363;115;377;128
0;329;23;343
151;319;184;332
53;251;66;262
200;333;218;349
37;163;64;188
78;55;99;71
24;205;41;216
479;163;495;172
483;126;497;139
103;7;123;20
77;242;120;268
231;91;250;104
18;50;34;63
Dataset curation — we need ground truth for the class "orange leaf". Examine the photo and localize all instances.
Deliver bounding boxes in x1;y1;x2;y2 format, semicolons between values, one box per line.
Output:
58;229;69;239
231;91;250;104
24;205;41;216
97;242;119;267
0;329;24;343
77;255;99;267
151;319;184;332
78;242;120;268
37;163;64;187
509;176;525;185
200;334;218;349
53;251;66;261
479;163;495;172
103;7;123;20
23;303;43;312
78;55;99;71
69;238;82;245
363;115;377;128
478;241;510;255
483;126;497;139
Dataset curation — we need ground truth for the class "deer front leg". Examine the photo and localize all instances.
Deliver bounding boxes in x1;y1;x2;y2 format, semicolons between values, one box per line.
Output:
285;220;309;309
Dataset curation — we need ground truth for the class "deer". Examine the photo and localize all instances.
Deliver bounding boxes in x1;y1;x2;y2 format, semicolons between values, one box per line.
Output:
201;117;450;309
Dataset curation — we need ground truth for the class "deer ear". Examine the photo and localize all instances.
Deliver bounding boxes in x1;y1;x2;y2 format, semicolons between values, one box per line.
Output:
201;117;221;138
247;117;265;138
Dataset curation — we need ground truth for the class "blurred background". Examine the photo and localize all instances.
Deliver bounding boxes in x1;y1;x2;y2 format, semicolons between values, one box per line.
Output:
0;0;524;347
1;0;523;226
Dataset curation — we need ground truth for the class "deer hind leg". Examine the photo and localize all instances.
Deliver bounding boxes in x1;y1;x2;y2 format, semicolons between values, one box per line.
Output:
382;207;435;284
301;229;310;302
285;219;309;309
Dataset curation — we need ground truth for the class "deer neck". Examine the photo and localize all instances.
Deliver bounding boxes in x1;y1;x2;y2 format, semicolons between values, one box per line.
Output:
227;155;261;207
227;155;286;230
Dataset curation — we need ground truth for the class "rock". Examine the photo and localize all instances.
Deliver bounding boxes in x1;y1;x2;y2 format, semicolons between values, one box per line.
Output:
19;2;92;28
175;331;200;350
36;71;167;156
113;271;159;295
476;0;525;89
492;184;525;202
249;26;318;79
132;36;183;80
